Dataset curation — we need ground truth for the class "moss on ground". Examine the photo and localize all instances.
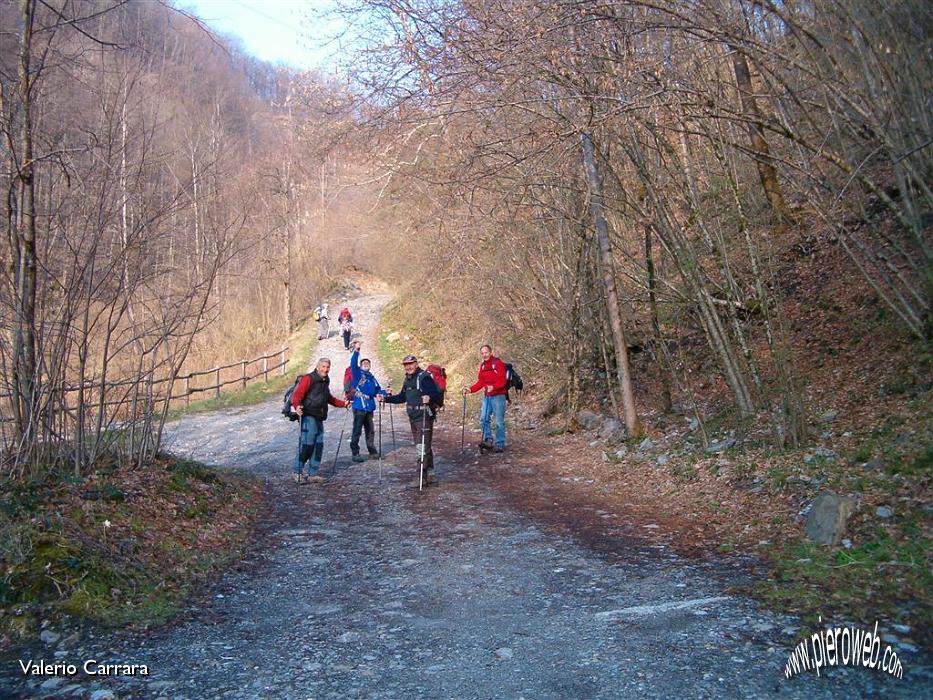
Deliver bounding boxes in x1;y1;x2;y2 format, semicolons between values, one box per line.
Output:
0;456;260;639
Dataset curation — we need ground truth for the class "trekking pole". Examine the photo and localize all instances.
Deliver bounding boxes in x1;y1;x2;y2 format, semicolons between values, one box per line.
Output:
460;392;467;453
419;407;427;492
378;402;383;483
332;407;350;476
389;403;397;451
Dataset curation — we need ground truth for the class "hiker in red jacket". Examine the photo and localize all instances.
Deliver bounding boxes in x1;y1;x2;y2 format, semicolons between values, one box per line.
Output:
463;344;509;453
338;307;354;350
291;357;348;483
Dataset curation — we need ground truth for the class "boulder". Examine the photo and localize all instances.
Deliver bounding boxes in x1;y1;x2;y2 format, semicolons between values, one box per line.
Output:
638;437;654;452
576;410;601;430
598;418;623;441
805;492;856;546
705;437;736;454
876;506;893;519
39;629;60;645
385;331;401;343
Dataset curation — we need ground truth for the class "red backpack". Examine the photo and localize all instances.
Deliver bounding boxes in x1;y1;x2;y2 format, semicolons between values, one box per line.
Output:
423;364;447;408
343;366;355;400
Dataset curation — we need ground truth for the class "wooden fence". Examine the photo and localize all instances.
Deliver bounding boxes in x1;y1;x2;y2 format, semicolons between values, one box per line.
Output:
0;346;289;422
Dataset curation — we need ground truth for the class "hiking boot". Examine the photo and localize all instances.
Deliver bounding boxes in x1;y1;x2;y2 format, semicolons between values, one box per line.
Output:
368;451;381;459
352;454;366;463
305;475;325;484
493;445;505;453
292;473;303;484
408;473;438;488
478;441;493;451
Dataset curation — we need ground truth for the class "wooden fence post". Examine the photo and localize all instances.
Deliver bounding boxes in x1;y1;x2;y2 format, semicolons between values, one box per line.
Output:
263;356;268;382
280;346;286;376
185;375;190;406
215;367;221;398
241;360;247;390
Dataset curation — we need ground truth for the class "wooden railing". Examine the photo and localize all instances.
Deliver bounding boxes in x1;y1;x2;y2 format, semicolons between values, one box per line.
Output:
169;346;289;405
0;346;289;421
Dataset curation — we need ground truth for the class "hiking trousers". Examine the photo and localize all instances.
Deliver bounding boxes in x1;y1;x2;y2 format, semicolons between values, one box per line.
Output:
350;409;378;455
408;414;435;474
480;394;507;448
295;415;325;476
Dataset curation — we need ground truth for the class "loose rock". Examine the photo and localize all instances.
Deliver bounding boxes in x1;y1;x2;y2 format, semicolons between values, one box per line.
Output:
705;437;736;454
577;410;601;430
598;418;623;441
39;630;60;645
805;492;856;545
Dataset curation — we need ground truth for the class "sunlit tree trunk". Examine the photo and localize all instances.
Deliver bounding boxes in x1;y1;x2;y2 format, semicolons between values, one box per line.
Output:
581;130;642;437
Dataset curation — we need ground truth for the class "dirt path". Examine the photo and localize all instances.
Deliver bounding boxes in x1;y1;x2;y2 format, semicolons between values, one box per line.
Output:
4;292;930;699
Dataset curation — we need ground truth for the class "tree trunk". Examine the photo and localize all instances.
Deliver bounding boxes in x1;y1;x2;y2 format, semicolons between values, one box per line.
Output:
580;130;642;436
645;224;672;412
730;47;788;229
12;0;38;452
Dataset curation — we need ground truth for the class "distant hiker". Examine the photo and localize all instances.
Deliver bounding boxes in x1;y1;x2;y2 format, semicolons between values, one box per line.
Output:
339;313;354;350
378;354;443;486
315;303;330;340
339;307;353;324
291;357;348;483
348;341;387;462
463;344;508;453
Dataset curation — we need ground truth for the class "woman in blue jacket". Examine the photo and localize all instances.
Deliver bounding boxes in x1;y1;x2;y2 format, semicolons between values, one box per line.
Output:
348;341;387;462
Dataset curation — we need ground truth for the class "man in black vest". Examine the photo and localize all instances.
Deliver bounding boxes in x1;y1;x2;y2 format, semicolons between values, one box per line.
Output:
291;357;348;483
378;355;442;486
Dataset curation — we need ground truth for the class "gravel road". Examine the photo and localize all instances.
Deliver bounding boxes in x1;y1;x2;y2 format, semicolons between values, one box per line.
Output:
3;293;930;699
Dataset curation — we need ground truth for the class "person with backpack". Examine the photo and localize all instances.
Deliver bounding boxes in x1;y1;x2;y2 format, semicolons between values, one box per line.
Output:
377;354;443;486
315;303;330;340
290;357;348;483
339;308;354;350
462;344;509;453
347;340;387;463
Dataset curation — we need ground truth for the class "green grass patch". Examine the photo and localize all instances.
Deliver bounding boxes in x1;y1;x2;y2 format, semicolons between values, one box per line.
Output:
751;533;933;640
671;462;699;483
767;466;789;487
0;456;260;638
167;318;321;419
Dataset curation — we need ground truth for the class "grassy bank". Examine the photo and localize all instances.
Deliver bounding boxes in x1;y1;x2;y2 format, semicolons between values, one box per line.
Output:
168;315;321;419
0;457;261;646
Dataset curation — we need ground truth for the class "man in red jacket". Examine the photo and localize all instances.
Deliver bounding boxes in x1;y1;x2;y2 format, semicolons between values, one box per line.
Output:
462;344;508;453
291;358;348;483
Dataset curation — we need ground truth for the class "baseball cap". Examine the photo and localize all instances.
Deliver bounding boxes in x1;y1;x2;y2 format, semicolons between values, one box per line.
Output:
401;355;417;364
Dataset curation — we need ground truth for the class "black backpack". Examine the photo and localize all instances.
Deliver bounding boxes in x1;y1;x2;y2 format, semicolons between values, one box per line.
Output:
505;362;523;392
282;375;303;421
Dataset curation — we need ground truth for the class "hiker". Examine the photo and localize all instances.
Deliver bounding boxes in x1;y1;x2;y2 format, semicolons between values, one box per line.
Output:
378;354;443;486
291;357;348;483
463;344;509;453
315;303;330;340
347;340;387;462
339;308;354;350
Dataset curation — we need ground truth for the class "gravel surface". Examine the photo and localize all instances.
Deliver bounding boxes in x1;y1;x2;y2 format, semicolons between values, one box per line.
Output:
2;293;930;699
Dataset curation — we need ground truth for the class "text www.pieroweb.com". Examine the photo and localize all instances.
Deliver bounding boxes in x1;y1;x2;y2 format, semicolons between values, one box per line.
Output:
785;620;904;679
